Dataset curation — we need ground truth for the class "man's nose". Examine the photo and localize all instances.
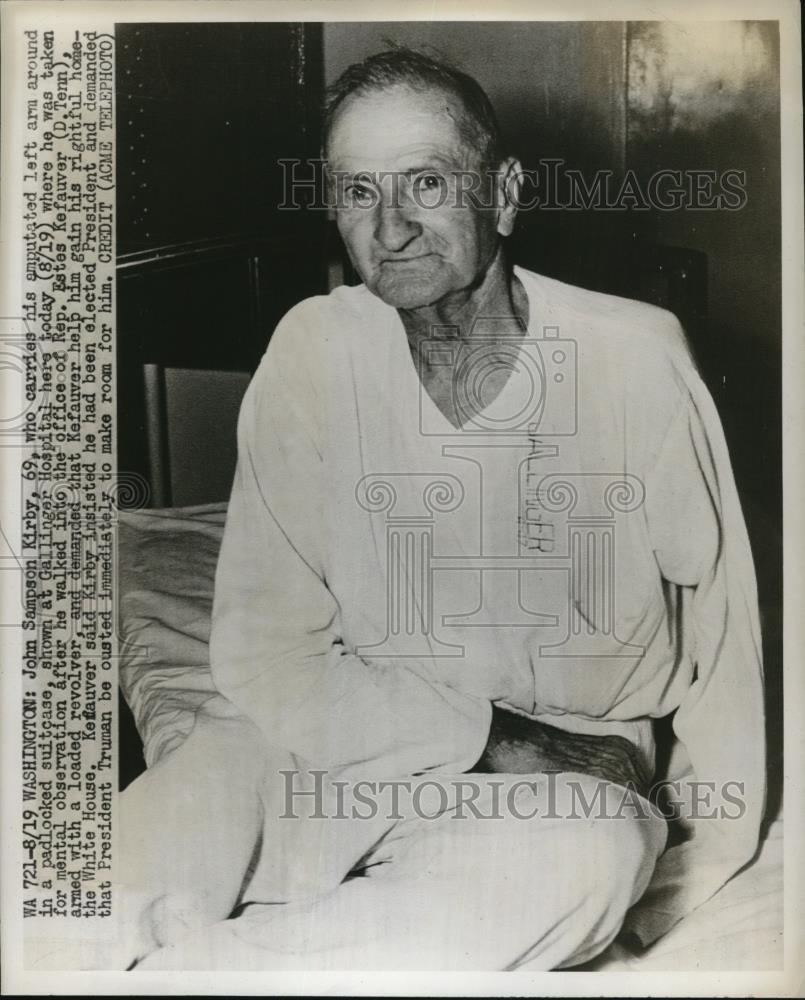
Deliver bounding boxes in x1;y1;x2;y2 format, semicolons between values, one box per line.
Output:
374;203;421;253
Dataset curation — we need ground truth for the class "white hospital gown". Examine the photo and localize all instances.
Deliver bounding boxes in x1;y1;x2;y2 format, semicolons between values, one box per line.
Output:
210;265;766;947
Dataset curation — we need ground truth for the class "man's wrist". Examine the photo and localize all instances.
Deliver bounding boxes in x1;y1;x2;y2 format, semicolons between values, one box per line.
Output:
472;704;545;772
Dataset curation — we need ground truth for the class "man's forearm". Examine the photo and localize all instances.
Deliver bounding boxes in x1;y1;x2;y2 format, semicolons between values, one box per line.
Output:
473;705;651;793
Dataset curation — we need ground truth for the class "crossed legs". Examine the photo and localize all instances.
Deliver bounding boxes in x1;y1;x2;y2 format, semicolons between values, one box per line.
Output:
127;713;667;971
32;706;665;971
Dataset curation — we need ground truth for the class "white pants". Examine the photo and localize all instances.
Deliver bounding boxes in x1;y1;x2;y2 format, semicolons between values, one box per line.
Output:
117;705;666;971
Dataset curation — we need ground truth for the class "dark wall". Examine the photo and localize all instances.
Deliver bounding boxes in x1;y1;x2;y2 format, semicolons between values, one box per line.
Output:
626;22;781;496
325;21;629;170
118;22;324;256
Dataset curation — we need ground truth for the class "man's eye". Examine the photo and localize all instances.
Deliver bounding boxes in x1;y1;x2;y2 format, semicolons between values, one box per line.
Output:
413;173;447;204
346;183;374;206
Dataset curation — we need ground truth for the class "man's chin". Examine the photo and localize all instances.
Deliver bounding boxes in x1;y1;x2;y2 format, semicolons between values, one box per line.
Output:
367;274;449;310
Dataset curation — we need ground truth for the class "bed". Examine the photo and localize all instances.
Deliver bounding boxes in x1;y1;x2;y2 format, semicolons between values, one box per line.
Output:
117;501;783;972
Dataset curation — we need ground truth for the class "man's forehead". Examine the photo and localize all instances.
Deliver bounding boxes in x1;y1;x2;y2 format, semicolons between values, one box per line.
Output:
327;84;479;172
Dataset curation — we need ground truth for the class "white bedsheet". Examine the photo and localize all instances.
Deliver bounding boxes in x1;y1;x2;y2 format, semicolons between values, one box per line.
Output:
118;503;227;767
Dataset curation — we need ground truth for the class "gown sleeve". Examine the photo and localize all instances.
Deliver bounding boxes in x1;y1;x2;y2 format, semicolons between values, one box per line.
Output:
624;366;767;946
209;307;492;780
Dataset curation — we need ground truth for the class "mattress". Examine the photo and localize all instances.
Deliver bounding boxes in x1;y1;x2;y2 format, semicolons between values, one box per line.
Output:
118;502;783;971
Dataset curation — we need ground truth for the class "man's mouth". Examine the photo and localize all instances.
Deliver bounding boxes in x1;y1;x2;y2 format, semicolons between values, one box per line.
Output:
380;253;436;265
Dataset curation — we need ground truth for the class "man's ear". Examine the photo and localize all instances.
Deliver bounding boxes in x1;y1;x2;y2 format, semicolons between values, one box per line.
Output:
496;157;523;238
323;160;338;223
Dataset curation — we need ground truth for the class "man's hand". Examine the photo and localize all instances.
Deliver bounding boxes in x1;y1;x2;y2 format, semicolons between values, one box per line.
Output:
474;705;650;793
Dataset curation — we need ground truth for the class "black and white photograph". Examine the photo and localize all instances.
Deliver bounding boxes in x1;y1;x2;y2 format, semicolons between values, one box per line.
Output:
1;1;802;994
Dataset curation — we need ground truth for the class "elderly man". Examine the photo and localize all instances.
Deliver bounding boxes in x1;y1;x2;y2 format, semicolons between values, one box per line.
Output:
112;49;765;971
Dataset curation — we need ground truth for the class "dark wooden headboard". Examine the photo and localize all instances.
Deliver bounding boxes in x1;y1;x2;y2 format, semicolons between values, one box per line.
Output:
117;234;329;507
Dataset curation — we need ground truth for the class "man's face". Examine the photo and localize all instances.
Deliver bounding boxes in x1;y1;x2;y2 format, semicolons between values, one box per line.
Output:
327;85;504;310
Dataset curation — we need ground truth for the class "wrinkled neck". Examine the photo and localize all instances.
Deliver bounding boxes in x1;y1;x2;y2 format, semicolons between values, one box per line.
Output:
400;251;528;366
